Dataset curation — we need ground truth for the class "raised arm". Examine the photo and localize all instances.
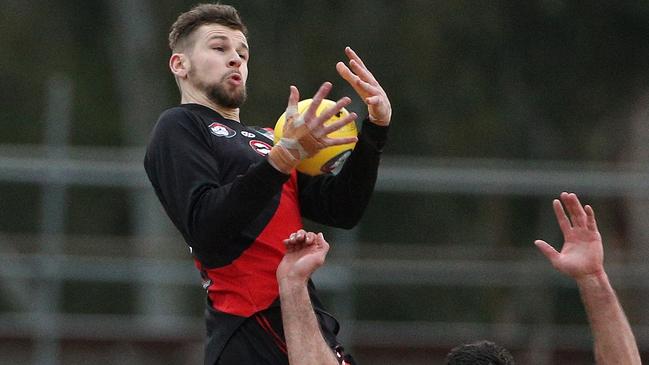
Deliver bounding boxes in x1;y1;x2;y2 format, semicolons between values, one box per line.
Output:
297;47;391;228
535;192;641;365
277;230;339;365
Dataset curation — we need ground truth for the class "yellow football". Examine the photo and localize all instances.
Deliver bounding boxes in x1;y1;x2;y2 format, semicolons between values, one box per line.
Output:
274;99;357;176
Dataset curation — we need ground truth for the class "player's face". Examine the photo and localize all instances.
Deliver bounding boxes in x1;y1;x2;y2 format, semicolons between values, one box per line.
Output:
186;24;249;108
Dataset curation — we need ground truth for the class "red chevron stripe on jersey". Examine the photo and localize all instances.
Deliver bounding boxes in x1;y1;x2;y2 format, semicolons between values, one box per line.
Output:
199;171;302;317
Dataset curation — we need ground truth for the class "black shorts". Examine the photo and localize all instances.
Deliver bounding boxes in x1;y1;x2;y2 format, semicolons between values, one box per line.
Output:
214;306;356;365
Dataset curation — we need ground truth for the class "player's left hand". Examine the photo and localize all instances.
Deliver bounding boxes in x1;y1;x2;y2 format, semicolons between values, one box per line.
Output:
336;46;392;126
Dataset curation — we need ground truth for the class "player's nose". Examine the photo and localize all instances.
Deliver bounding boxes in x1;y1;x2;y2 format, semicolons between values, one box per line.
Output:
228;53;242;68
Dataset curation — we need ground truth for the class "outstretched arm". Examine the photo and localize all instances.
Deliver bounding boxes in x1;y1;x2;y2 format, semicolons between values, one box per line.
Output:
297;48;392;228
535;192;641;365
277;230;339;365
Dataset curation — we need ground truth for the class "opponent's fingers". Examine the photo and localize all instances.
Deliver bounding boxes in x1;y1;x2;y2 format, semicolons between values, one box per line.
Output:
304;82;333;121
315;233;330;259
288;230;311;252
585;205;599;232
287;229;306;243
294;229;307;242
315;232;329;249
321;112;357;135
304;232;316;246
562;192;587;227
283;238;297;252
534;240;560;263
320;233;330;252
552;198;572;234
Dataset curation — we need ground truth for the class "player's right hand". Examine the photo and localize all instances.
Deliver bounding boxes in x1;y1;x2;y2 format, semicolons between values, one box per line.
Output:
279;83;358;160
268;82;357;174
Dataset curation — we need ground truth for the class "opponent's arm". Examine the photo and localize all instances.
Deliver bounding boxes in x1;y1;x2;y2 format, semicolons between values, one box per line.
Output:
535;192;641;365
277;230;339;365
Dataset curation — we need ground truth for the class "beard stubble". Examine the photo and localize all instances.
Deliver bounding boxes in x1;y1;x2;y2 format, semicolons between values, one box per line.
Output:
193;69;247;109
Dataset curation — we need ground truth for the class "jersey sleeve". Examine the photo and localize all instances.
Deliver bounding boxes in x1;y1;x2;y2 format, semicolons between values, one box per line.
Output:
144;108;289;257
297;119;389;228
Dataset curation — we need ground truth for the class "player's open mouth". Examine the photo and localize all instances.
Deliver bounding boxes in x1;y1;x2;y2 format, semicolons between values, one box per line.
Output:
228;73;242;85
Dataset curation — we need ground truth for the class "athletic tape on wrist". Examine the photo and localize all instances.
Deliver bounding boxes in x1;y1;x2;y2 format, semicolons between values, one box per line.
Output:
268;144;299;173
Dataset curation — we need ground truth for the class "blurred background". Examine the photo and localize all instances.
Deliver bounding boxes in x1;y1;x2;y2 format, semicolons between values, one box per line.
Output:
1;0;649;364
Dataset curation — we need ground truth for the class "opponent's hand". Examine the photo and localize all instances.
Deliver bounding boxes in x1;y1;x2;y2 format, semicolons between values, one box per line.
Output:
277;230;330;284
336;46;391;126
534;192;604;281
268;83;358;174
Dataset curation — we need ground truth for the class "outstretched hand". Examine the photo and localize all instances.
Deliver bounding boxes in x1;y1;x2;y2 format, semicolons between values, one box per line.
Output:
535;192;604;280
336;46;392;126
277;230;330;284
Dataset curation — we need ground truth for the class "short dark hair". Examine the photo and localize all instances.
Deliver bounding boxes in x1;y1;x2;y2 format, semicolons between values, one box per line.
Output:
168;3;248;52
445;340;515;365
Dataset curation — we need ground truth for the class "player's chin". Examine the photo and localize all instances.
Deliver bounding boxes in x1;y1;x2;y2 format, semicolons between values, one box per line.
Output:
231;89;247;106
226;82;246;97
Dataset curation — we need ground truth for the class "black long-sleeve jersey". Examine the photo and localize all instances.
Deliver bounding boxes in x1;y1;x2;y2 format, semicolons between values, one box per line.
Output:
144;103;388;363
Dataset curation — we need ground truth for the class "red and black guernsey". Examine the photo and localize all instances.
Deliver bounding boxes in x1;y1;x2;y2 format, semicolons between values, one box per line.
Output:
144;103;388;364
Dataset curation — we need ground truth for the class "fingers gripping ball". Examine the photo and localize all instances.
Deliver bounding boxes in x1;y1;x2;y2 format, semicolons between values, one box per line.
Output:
274;99;357;176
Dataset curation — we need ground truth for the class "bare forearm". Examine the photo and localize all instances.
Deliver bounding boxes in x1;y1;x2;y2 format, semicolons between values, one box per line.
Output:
279;279;338;365
576;271;641;365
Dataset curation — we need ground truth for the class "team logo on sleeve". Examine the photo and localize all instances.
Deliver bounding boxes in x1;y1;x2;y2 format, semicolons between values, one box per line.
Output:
208;122;236;138
249;140;272;156
241;130;255;138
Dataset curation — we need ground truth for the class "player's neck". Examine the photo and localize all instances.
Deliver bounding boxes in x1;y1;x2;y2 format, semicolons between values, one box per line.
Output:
181;90;240;122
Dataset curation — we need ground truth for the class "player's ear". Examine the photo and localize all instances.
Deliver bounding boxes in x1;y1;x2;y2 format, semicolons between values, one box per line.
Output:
170;53;188;78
